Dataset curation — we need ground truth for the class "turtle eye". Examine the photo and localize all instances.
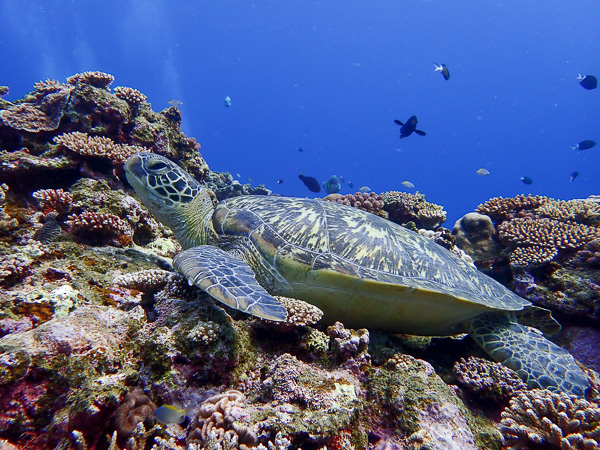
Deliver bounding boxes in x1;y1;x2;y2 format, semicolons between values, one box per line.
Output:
147;160;168;172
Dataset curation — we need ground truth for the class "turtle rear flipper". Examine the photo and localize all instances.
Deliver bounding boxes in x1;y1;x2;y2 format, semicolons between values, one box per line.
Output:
515;306;561;336
466;312;589;396
173;245;287;322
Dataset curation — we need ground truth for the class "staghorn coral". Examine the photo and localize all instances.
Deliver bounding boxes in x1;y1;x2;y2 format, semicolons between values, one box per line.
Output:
382;191;446;229
187;390;258;447
113;387;157;438
0;82;72;132
114;86;148;105
323;192;388;218
66;71;115;89
54;131;146;165
499;389;600;449
453;356;526;402
32;188;74;215
67;211;134;247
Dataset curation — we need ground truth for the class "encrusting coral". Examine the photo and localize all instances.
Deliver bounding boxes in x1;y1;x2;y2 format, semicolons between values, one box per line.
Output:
453;356;526;403
382;191;447;229
499;388;600;449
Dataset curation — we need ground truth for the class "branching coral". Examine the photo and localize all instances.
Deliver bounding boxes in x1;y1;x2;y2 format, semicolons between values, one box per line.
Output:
260;296;323;327
498;218;600;266
54;131;146;165
382;191;446;229
323;192;388;218
66;71;115;89
187;390;258;447
453;356;526;402
114;86;148;105
32;188;74;215
67;211;134;247
499;389;600;449
477;195;600;226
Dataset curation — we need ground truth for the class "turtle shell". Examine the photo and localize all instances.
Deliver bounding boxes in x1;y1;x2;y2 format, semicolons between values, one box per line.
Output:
212;196;529;335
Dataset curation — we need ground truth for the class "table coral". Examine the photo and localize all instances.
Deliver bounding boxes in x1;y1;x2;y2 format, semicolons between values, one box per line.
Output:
499;388;600;449
54;131;146;165
67;211;134;247
67;71;115;89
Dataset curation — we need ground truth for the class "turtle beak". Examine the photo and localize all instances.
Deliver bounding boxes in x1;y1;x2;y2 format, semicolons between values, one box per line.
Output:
124;154;145;181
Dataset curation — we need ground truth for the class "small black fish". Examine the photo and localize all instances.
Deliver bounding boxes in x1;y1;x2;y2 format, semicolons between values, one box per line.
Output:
299;174;321;193
520;176;533;185
434;63;450;80
297;147;304;152
394;116;426;139
33;215;61;244
570;171;579;182
571;140;596;151
347;181;354;188
277;179;284;184
578;74;598;90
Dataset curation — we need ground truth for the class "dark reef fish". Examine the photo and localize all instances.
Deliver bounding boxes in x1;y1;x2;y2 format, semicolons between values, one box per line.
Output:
570;171;579;182
33;214;61;244
297;147;304;152
299;174;321;193
434;63;450;80
394;116;426;138
577;74;598;90
571;140;596;151
277;179;284;184
520;176;533;185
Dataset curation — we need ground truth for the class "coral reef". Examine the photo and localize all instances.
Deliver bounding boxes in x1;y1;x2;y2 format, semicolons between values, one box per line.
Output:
499;389;600;449
67;211;134;247
382;191;447;229
452;212;503;262
453;356;526;403
66;71;115;89
114;86;148;105
323;191;388;218
54;131;146;166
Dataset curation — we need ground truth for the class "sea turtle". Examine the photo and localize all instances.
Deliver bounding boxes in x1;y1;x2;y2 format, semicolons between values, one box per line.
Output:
124;152;589;396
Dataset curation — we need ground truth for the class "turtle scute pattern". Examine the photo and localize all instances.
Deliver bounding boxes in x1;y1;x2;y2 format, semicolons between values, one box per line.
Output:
215;196;527;311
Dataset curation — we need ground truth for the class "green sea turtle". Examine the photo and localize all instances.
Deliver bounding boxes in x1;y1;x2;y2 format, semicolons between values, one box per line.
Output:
124;152;589;396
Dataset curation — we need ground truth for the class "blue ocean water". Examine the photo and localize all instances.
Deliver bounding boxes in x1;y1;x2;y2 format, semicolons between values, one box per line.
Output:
1;1;598;226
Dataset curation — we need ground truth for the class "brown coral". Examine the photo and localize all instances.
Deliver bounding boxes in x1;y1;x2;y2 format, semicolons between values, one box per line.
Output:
114;86;148;105
187;390;257;447
453;356;526;402
67;211;134;247
66;71;115;89
0;83;72;132
498;218;600;250
499;389;600;449
382;191;446;229
537;199;600;226
113;387;157;438
509;245;558;267
323;192;388;218
258;296;324;327
54;131;146;165
476;194;547;224
0;86;8;97
32;188;74;215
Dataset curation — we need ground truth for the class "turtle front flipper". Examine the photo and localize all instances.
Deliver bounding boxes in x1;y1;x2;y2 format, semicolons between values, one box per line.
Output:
466;312;589;396
173;246;287;322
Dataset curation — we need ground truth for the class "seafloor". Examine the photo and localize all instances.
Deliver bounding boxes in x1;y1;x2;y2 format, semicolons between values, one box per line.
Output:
0;73;599;450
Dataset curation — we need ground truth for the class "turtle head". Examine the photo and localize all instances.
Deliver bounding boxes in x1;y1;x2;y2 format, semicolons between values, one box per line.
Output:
125;152;216;248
